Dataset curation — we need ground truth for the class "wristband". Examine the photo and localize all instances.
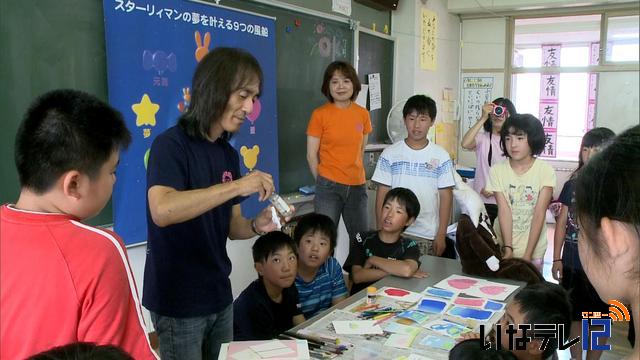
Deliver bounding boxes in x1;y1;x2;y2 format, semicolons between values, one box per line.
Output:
553;259;563;262
251;219;266;236
503;245;513;250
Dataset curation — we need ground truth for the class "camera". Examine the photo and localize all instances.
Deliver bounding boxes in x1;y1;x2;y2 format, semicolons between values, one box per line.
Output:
493;105;507;117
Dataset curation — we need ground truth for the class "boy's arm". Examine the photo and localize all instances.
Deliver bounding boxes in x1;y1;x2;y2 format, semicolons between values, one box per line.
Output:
552;205;568;281
375;184;391;230
494;192;514;258
293;314;306;326
366;256;419;278
76;234;158;359
433;187;453;256
351;264;388;284
330;259;349;305
523;186;553;261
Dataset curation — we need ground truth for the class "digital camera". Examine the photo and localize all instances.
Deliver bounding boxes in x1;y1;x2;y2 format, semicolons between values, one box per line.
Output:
493;105;507;117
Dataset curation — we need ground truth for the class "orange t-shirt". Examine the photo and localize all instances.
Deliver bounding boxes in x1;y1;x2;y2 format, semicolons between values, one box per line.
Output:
307;102;372;185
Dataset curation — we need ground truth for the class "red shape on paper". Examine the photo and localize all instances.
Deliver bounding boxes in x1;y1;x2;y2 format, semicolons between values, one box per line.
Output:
454;297;485;307
447;278;478;290
479;286;506;295
384;288;410;297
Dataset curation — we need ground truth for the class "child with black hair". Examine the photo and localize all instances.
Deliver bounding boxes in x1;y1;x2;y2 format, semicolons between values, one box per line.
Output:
372;94;456;257
0;89;156;359
293;213;348;319
486;114;556;271
449;339;518;360
551;127;615;360
233;231;305;340
343;187;427;295
498;282;572;360
461;98;517;225
28;342;133;360
575;125;640;359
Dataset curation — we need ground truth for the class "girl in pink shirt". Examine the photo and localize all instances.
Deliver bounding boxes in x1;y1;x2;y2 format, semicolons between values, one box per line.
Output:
461;98;516;224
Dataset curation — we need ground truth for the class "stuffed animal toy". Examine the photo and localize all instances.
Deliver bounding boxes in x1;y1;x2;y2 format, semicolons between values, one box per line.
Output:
453;172;501;276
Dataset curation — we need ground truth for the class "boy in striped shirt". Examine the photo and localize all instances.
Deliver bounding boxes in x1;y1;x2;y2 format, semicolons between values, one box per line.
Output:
293;213;348;319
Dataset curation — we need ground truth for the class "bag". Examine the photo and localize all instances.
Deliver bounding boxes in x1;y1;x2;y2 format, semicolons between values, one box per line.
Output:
455;214;501;277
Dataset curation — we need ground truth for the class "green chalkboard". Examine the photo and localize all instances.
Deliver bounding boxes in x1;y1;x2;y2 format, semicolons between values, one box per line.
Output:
222;0;354;194
357;31;394;144
0;0;112;226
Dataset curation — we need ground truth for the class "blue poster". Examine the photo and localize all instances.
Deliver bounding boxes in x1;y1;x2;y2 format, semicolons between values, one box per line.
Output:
104;0;278;246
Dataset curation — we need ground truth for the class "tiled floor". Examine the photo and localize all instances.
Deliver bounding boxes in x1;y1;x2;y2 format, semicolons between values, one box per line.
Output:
543;224;634;360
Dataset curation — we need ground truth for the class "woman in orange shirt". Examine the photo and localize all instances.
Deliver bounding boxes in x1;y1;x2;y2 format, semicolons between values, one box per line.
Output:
306;61;372;244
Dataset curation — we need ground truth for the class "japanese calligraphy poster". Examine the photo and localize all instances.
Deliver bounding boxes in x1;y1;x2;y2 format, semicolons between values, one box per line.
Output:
420;9;437;71
461;75;494;133
539;44;560;158
587;42;599;130
104;0;277;245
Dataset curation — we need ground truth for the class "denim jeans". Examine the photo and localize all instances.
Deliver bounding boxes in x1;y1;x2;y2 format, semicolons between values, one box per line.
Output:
150;304;233;360
314;175;368;245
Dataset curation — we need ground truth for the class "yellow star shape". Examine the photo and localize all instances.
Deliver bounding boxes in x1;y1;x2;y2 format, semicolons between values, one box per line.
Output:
132;94;159;127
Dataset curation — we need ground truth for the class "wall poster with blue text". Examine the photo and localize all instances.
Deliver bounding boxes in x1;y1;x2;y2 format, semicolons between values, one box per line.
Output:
104;0;278;246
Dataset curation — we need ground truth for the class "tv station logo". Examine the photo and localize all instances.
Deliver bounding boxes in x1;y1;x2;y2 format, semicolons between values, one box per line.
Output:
582;300;631;351
479;300;630;352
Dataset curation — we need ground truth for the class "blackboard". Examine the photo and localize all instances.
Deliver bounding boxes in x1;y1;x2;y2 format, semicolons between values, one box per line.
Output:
222;0;354;194
357;31;394;144
0;0;112;227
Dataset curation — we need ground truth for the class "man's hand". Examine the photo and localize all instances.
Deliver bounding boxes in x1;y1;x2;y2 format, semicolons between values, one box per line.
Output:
235;170;275;201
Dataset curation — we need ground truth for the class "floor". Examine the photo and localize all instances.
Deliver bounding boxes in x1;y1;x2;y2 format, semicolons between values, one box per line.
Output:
542;224;634;360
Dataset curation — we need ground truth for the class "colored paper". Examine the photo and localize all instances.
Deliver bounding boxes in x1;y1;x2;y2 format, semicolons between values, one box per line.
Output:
384;333;416;349
420;335;455;351
433;275;519;301
423;318;472;338
396;310;430;324
332;320;384;335
378;287;423;303
417;298;449;314
423;287;455;299
447;306;494;321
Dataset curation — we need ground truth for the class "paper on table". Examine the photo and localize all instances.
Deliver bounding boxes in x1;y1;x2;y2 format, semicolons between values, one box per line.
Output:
384;333;416;349
332;320;384;335
249;340;291;353
433;275;519;301
377;286;423;303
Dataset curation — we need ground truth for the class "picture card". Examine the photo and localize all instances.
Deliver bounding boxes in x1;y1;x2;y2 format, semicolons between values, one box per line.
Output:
453;295;486;308
433;275;519;301
332;320;384;335
383;322;421;336
420;334;456;351
384;333;416;349
422;318;472;338
423;287;456;299
447;306;494;321
396;310;430;324
378;286;423;303
417;297;449;314
484;300;506;311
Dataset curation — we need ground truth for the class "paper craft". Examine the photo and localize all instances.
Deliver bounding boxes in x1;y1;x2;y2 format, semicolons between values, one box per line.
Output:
420;334;456;351
384;333;416;349
378;287;423;303
333;320;384;335
433;275;519;301
383;322;421;336
447;306;494;321
484;300;506;311
225;340;309;360
423;318;472;338
423;287;455;299
417;297;449;314
396;310;430;324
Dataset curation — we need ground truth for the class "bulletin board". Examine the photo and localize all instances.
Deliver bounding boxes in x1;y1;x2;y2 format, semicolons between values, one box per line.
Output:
104;0;278;245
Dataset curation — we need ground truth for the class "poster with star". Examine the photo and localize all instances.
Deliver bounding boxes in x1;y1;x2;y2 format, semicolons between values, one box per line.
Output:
104;0;277;246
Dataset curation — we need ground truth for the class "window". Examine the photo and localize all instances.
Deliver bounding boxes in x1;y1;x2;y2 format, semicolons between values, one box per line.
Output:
511;15;601;160
606;15;640;63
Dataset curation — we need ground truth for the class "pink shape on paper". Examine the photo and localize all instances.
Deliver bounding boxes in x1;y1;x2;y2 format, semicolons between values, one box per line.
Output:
246;98;262;123
479;286;506;295
447;278;478;290
384;288;410;297
454;298;485;307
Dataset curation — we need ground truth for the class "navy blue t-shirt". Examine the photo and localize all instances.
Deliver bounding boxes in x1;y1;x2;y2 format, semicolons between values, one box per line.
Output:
143;125;242;317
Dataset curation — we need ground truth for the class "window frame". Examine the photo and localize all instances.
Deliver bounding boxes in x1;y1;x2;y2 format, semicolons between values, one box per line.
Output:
505;8;639;161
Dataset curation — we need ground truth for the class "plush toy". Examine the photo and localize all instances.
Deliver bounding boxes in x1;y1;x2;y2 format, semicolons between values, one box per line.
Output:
453;173;501;276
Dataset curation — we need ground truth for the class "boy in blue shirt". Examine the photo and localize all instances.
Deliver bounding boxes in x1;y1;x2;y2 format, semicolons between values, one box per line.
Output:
343;187;428;295
293;213;348;319
234;231;306;340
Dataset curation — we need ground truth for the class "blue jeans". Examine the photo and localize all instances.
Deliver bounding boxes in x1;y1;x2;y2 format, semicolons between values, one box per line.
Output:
151;304;233;360
314;175;368;244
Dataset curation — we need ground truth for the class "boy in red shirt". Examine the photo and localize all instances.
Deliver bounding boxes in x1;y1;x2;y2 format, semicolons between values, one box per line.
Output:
0;89;157;359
